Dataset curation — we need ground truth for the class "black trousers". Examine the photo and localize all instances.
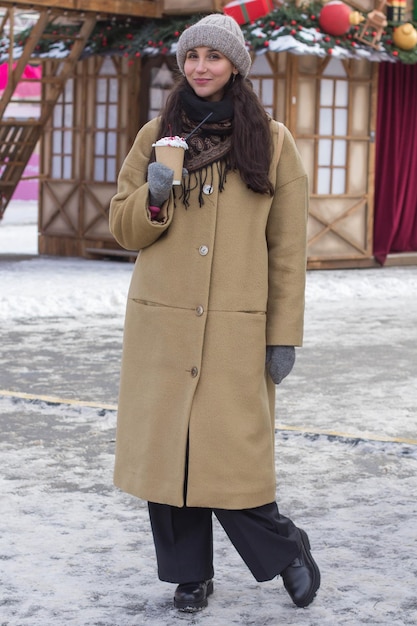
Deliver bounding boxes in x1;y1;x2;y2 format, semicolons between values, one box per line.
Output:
147;501;301;583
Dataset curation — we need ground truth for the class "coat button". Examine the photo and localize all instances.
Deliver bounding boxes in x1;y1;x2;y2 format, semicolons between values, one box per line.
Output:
199;245;209;256
203;184;213;195
195;305;204;316
191;366;198;377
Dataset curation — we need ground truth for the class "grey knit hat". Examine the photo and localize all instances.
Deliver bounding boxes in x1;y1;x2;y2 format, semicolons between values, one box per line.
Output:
176;14;252;79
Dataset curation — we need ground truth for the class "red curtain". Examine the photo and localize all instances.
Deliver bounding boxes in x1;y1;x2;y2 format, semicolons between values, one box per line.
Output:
373;62;417;264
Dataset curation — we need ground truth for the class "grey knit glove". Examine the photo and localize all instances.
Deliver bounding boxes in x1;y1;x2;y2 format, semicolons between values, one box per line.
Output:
266;345;295;385
147;162;174;206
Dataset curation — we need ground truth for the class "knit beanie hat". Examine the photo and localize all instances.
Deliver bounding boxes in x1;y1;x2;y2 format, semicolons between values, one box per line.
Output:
176;14;252;79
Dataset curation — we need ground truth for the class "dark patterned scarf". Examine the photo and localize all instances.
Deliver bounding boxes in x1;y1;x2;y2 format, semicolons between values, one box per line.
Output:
178;87;234;206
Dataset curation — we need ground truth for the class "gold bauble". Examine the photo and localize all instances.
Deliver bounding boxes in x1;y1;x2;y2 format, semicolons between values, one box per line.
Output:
393;23;417;50
349;11;364;25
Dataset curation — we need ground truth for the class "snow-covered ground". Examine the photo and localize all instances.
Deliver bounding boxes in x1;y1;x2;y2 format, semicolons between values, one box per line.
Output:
0;199;38;254
1;200;416;625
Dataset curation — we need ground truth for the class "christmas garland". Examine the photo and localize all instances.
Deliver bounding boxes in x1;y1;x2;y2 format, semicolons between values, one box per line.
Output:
2;1;417;65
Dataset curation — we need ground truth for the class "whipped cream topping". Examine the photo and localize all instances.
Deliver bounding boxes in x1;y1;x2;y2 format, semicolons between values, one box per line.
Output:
152;135;188;149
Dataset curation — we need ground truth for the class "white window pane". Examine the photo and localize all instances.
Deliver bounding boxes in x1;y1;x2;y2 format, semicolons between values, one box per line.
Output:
108;104;117;128
332;168;346;194
318;167;331;194
52;131;62;153
95;131;105;156
334;109;348;135
333;139;347;166
319;108;333;135
53;105;63;126
96;105;106;128
150;87;164;110
320;79;334;106
63;131;72;153
65;79;74;101
261;79;273;106
94;157;105;181
323;58;346;78
96;79;107;103
52;155;61;177
251;54;271;73
63;156;72;177
100;57;115;75
335;80;348;107
152;64;174;89
107;132;117;156
64;104;73;126
109;78;118;102
318;139;332;166
107;158;116;182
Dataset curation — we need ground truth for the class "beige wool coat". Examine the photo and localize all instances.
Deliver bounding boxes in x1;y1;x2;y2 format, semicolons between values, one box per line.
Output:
109;117;308;509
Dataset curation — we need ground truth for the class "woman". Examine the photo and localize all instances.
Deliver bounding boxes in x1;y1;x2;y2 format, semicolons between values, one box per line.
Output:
109;13;320;613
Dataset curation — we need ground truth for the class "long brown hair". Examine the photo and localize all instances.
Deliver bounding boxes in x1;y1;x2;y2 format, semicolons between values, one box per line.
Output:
158;74;274;196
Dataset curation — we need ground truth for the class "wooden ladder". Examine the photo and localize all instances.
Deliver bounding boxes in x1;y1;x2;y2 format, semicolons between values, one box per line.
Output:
0;8;97;218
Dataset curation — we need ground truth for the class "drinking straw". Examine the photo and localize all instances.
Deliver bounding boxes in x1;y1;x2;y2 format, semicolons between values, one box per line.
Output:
184;112;213;141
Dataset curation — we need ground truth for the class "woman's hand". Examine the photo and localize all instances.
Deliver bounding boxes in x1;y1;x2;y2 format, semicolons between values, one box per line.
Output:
266;345;295;384
147;162;174;206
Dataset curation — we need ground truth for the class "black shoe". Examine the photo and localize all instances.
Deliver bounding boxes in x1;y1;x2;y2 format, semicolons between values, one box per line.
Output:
174;579;214;612
281;528;320;608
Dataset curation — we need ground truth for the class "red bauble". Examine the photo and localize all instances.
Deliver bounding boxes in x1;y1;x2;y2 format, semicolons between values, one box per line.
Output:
319;1;352;36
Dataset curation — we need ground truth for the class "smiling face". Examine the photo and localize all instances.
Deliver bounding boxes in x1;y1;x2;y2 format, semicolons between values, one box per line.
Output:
183;46;238;102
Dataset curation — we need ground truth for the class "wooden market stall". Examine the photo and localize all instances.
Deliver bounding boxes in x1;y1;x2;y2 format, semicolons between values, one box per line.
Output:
1;0;416;268
0;0;162;215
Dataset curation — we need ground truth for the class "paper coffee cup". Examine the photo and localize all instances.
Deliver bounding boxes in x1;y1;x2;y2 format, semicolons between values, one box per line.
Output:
154;145;185;185
152;136;188;186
